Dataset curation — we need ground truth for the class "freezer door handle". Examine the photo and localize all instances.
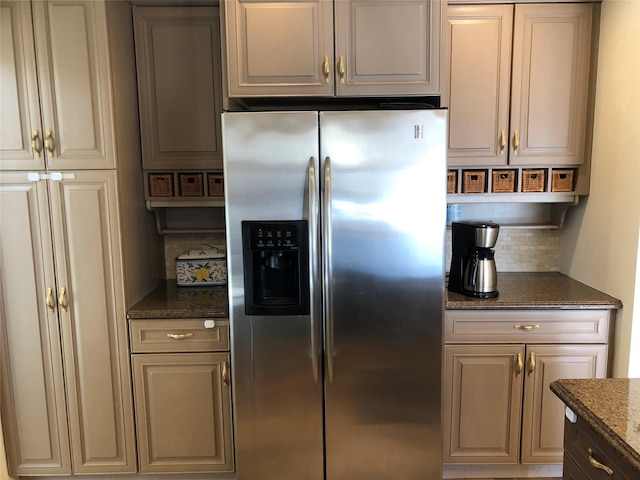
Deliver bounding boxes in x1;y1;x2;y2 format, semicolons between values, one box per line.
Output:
323;156;335;384
308;156;321;384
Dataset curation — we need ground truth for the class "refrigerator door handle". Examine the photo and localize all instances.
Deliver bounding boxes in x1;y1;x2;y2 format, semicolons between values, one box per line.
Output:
323;156;335;384
308;157;321;384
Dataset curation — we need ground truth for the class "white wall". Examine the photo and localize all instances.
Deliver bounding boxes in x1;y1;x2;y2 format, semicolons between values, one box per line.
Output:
559;0;640;377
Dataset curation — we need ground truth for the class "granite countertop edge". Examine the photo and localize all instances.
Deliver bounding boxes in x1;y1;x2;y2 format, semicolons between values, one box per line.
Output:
550;380;640;473
446;272;622;311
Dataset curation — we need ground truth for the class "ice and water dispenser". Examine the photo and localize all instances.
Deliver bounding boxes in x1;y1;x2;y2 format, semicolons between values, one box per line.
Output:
242;221;310;316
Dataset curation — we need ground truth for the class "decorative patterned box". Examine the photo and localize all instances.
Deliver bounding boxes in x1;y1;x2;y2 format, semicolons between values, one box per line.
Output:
176;245;227;286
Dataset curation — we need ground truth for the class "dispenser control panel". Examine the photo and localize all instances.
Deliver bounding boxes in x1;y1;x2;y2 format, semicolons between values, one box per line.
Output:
241;220;310;316
248;222;302;250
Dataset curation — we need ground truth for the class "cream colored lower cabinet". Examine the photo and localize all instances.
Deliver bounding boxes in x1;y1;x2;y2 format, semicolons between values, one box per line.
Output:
443;310;611;467
0;171;138;474
130;319;234;473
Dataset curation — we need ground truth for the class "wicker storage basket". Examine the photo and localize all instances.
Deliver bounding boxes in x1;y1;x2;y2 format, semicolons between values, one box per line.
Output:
462;170;486;193
148;173;173;197
492;170;516;193
179;173;204;197
551;169;575;192
522;169;546;192
447;170;457;194
208;174;224;196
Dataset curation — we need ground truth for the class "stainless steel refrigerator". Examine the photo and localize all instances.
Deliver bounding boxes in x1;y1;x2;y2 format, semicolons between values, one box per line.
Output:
223;109;446;480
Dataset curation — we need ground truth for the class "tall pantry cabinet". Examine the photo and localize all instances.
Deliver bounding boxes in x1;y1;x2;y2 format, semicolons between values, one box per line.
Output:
0;0;163;475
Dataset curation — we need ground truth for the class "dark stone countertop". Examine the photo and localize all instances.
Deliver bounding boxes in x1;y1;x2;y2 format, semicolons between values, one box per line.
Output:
551;378;640;473
127;280;228;319
446;272;622;310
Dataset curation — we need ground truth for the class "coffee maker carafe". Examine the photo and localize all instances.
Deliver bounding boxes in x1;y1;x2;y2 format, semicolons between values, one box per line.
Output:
448;221;499;298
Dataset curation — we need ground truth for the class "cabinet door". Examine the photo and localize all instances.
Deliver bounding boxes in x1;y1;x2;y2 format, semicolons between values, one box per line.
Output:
334;0;441;96
509;3;593;166
0;1;44;170
521;344;607;465
224;0;334;97
31;0;115;170
0;173;71;475
446;5;513;166
133;7;223;170
132;353;234;473
443;344;524;464
48;171;136;473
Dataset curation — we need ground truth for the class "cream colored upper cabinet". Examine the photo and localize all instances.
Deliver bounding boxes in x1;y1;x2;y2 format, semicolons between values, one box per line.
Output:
133;7;223;170
224;0;334;97
510;4;592;166
0;0;114;171
446;5;513;166
446;3;593;167
334;0;441;96
224;0;441;97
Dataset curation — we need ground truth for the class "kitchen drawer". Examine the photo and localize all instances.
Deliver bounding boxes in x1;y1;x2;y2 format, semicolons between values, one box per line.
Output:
445;310;610;344
129;319;229;353
564;417;637;480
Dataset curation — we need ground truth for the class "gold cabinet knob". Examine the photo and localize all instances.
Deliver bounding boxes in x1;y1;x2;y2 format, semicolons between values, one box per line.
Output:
58;287;67;312
46;287;55;312
222;361;230;387
45;129;55;157
528;351;536;376
31;130;41;158
323;55;330;84
515;352;523;377
338;55;345;84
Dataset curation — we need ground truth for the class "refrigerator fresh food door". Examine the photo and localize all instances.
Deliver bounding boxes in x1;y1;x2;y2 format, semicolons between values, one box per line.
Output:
320;110;446;480
222;111;323;480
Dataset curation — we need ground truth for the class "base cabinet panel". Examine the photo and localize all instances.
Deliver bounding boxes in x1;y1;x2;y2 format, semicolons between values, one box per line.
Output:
0;172;136;475
444;344;524;463
521;345;607;464
443;310;612;468
132;352;233;473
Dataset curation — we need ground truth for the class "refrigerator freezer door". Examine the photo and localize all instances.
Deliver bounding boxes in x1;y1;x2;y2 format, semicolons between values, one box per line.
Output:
320;110;446;480
223;111;323;480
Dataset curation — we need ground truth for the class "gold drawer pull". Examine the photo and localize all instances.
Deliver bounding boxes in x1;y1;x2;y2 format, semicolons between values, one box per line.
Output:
588;448;614;475
338;54;345;84
514;324;540;331
166;332;194;340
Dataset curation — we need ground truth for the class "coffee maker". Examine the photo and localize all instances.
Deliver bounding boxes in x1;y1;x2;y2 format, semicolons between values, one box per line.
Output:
448;221;499;298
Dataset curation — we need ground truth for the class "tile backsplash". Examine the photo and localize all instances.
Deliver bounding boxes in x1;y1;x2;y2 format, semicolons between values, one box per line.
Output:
163;228;559;278
445;228;559;273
